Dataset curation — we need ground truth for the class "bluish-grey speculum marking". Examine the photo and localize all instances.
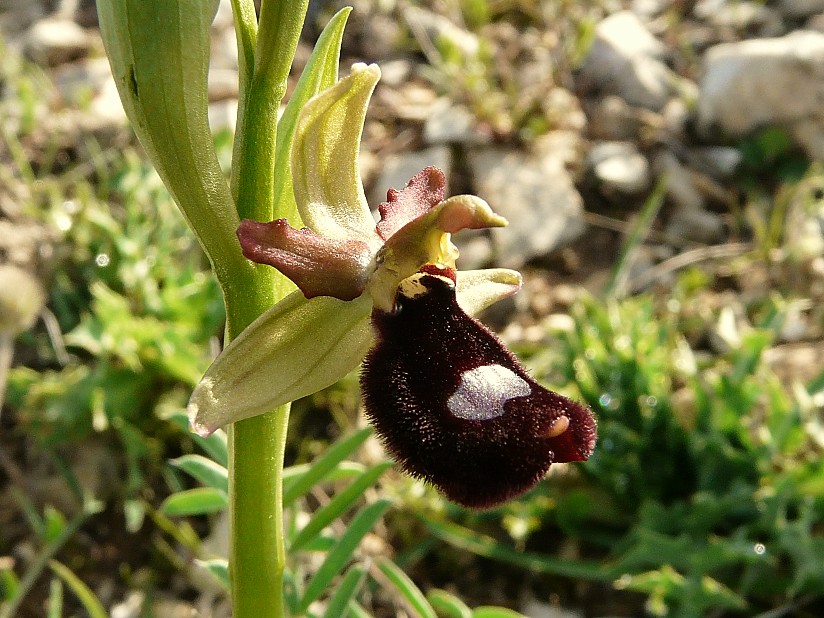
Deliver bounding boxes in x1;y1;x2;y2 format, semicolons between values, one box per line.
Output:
447;364;531;420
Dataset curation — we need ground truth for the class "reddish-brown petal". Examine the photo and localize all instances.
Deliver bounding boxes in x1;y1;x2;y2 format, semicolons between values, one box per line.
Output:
361;271;597;509
237;219;372;301
376;167;446;241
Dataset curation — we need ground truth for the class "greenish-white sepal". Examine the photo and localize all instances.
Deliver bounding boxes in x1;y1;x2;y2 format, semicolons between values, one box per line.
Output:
291;63;382;246
274;7;352;229
455;268;523;316
97;0;240;284
188;291;373;436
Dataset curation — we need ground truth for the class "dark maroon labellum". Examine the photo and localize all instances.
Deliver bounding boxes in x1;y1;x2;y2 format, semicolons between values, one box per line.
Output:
361;267;597;509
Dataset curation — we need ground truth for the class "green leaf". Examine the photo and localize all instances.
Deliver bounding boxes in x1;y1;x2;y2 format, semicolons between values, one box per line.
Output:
471;608;527;618
195;558;229;590
188;292;372;435
289;461;392;553
164;411;229;467
97;0;244;290
297;499;391;614
283;428;373;505
376;558;436;618
427;589;472;618
42;507;67;544
282;460;366;485
274;7;352;228
46;578;62;618
170;454;229;492
0;566;20;601
422;515;614;582
160;487;228;516
347;600;372;618
322;565;367;618
123;499;146;533
47;560;107;618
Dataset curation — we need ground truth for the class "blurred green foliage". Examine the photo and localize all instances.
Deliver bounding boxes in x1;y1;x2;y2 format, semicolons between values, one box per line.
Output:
8;151;224;446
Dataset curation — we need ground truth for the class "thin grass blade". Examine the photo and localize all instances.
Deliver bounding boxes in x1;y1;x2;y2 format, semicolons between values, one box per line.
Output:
47;560;106;618
322;565;367;618
376;557;436;618
283;427;373;505
297;499;390;614
170;454;229;491
289;461;392;553
160;487;228;516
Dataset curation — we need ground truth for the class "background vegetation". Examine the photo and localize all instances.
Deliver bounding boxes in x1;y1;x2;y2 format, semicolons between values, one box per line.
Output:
2;1;824;617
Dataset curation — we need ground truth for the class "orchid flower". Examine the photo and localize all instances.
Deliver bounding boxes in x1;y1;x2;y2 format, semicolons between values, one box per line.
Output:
187;63;596;508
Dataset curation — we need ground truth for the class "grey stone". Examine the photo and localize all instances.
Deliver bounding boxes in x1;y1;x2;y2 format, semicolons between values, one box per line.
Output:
688;146;743;178
775;0;824;18
578;11;675;110
23;17;91;67
588;141;651;195
666;206;726;244
423;101;487;145
403;5;480;59
696;0;784;36
697;30;824;159
655;151;704;212
584;95;647;141
467;145;586;269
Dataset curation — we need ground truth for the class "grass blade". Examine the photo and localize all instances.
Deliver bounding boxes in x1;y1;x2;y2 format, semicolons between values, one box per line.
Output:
472;608;527;618
605;175;667;299
160;487;228;516
289;461;392;553
422;515;614;582
428;589;472;618
283;427;372;506
47;560;106;618
170;454;229;491
376;558;436;618
297;499;391;614
323;565;367;618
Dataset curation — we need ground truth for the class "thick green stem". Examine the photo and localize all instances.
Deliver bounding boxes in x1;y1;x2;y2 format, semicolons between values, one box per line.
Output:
226;2;309;617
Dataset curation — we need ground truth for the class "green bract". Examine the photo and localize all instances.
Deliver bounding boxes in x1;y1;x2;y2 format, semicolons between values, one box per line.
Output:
188;64;523;436
97;0;244;294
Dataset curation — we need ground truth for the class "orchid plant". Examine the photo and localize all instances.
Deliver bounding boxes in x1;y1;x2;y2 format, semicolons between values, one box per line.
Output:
98;1;595;615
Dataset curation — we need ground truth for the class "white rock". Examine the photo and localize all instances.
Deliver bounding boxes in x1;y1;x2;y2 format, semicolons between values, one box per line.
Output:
468;145;586;269
23;17;91;66
589;141;651;195
697;30;824;159
578;10;674;110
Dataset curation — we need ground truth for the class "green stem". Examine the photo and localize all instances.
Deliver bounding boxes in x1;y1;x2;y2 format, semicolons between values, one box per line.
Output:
226;2;309;617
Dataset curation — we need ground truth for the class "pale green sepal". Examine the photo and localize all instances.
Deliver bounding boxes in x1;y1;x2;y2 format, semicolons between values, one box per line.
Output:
456;268;523;316
292;63;382;245
274;7;352;228
188;292;373;436
97;0;243;290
